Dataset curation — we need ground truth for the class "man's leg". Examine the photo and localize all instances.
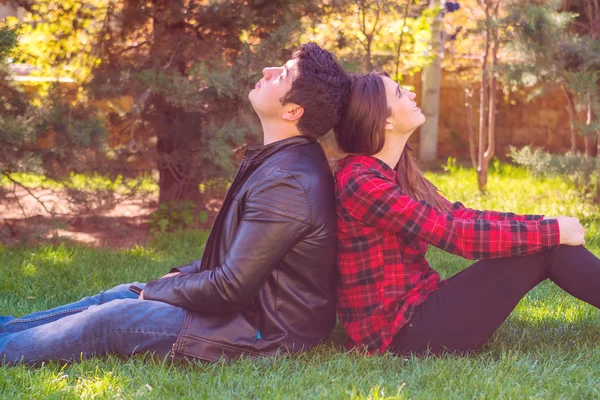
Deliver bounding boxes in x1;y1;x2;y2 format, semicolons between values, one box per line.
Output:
1;283;144;334
0;297;186;365
390;245;600;356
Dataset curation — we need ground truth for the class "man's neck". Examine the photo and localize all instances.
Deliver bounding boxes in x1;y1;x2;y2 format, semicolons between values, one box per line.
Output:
260;119;302;145
373;131;412;169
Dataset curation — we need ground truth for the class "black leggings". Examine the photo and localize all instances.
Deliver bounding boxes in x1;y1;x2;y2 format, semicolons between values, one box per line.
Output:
390;245;600;356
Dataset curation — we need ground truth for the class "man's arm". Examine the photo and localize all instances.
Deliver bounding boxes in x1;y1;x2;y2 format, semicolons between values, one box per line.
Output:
141;170;311;313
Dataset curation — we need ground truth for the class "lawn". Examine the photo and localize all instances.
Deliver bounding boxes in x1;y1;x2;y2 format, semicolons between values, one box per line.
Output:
2;165;600;399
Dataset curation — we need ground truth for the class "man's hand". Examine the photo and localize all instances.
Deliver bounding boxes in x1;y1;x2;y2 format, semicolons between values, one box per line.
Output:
139;272;181;300
556;216;585;246
160;272;181;279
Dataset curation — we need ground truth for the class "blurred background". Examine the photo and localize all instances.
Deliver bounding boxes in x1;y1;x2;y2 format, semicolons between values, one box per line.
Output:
1;0;598;246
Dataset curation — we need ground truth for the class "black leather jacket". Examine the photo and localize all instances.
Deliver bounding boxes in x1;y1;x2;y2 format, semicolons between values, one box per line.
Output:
144;136;337;362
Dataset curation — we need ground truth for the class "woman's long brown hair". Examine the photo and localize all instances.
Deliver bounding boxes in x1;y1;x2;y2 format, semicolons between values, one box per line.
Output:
334;72;450;212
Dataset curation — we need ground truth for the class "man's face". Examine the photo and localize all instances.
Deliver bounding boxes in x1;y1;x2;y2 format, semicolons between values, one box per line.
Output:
249;59;299;119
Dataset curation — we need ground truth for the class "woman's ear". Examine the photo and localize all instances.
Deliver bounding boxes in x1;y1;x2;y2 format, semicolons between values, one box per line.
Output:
384;117;394;131
282;103;304;122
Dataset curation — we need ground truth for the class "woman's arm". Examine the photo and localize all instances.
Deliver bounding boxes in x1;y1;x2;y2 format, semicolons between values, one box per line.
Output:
437;196;544;222
339;171;560;260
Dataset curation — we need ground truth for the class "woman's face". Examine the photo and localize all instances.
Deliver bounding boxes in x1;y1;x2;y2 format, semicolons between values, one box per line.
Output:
382;76;425;136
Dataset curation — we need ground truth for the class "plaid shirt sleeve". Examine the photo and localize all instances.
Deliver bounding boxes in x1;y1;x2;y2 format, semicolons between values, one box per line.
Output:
343;172;560;260
438;196;545;221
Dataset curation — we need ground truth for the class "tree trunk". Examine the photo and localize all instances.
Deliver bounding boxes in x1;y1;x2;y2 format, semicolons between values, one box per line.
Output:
150;0;203;207
585;134;598;158
153;98;204;206
596;170;600;203
419;0;444;162
484;42;498;163
477;161;489;192
561;85;579;153
465;88;477;169
583;98;598;158
477;2;490;194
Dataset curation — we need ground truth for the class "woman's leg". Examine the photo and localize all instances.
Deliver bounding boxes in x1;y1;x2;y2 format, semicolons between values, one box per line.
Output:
390;245;600;356
0;297;186;365
0;283;144;334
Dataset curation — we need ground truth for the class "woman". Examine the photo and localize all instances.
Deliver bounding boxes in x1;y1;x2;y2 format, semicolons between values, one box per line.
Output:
333;72;596;356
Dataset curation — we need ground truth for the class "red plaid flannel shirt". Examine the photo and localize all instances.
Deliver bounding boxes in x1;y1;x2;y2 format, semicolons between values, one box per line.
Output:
335;155;560;353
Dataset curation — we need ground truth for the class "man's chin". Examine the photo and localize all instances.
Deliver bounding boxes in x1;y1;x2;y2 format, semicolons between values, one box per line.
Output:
248;95;261;115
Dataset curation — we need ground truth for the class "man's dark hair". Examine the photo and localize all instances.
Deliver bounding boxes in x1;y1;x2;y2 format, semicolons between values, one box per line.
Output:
282;43;350;139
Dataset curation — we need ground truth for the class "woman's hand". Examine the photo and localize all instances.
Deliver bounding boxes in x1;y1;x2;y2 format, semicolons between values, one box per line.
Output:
556;216;585;246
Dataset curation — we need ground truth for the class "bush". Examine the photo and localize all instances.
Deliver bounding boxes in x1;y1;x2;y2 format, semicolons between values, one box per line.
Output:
148;200;208;235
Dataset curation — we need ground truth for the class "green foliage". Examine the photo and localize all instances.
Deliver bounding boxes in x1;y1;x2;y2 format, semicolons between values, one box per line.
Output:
442;156;459;174
502;2;600;144
1;84;109;179
0;24;28;117
0;23;18;63
0;171;158;194
297;0;434;77
3;168;600;397
502;3;577;89
0;21;115;213
9;0;108;88
509;146;600;201
148;200;208;235
7;0;437;206
510;146;598;178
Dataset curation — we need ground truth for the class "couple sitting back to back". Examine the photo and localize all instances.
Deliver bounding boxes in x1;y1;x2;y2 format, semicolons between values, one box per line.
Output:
1;43;597;365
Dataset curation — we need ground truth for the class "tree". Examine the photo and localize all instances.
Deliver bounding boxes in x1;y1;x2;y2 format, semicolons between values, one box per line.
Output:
419;0;444;162
0;24;31;181
7;0;441;208
442;0;509;193
569;0;600;157
300;0;434;77
8;0;327;206
91;0;316;205
502;2;581;153
474;0;502;194
506;2;600;202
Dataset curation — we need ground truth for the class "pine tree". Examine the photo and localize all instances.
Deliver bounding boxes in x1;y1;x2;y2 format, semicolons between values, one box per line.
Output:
504;1;600;202
87;0;322;205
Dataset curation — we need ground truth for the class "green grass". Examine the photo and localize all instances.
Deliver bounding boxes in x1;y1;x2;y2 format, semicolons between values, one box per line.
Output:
1;172;159;194
2;165;600;399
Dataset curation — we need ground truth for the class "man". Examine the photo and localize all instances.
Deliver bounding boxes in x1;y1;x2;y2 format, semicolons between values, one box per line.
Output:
0;43;351;364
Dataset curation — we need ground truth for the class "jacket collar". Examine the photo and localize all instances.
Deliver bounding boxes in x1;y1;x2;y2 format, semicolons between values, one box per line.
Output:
244;135;315;164
339;155;397;181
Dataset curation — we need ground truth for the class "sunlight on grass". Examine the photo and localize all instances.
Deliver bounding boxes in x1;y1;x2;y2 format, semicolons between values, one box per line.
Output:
516;301;590;325
425;164;600;219
349;384;407;400
71;371;126;398
21;261;37;276
123;245;163;262
34;244;75;266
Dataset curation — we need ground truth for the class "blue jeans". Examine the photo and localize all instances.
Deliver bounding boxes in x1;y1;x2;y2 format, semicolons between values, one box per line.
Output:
0;283;186;365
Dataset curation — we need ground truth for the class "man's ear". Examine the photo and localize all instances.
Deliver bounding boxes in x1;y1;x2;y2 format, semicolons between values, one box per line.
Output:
282;103;304;122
